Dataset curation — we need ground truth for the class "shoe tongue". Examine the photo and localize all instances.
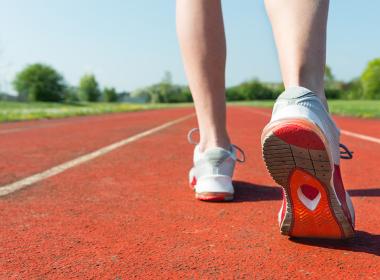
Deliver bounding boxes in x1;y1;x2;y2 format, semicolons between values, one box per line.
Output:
279;86;314;99
202;147;232;163
277;86;329;111
194;145;233;163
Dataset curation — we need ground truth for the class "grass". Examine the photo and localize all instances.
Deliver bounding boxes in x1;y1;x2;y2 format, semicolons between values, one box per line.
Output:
230;100;380;118
1;99;379;123
327;100;380;118
0;101;191;122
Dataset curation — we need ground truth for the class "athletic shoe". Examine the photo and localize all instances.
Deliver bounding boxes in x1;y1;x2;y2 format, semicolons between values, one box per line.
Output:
261;86;355;239
187;128;245;201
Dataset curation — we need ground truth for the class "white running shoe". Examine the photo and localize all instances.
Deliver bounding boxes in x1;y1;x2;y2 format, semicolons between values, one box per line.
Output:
261;86;355;239
187;128;245;201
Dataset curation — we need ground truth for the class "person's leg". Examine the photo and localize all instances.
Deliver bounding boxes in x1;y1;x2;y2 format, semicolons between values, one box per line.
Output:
176;0;230;151
265;0;329;108
177;0;244;202
262;0;355;239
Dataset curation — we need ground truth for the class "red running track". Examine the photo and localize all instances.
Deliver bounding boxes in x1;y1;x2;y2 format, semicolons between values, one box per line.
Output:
0;108;193;186
0;107;379;279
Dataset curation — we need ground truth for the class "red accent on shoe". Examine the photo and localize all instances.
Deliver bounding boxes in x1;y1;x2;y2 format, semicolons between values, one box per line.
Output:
190;176;197;190
300;184;319;200
273;124;325;150
333;165;353;227
289;168;343;238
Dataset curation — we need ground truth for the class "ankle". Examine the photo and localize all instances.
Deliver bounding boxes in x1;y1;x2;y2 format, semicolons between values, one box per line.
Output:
285;65;324;97
198;136;231;152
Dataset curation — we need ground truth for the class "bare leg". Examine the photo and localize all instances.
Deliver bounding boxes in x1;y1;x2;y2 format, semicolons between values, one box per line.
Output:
176;0;230;151
265;0;329;107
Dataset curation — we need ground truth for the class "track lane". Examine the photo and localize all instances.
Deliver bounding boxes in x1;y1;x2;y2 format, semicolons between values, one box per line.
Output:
1;107;379;278
0;108;193;186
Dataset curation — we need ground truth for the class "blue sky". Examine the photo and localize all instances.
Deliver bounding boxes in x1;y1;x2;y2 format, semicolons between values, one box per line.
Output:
0;0;379;94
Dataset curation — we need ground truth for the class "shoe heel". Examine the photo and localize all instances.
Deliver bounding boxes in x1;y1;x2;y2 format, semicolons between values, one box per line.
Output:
262;120;353;239
193;175;234;202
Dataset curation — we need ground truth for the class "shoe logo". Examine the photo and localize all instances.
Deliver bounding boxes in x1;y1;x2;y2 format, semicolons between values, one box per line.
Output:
297;184;321;211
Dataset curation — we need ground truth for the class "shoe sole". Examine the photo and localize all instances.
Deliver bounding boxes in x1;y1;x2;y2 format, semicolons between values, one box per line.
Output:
189;177;234;202
195;192;234;202
261;119;354;239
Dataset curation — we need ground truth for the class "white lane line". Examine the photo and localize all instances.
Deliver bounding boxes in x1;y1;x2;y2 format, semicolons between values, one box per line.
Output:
0;118;89;135
0;113;195;197
245;107;380;145
0;126;48;134
341;130;380;145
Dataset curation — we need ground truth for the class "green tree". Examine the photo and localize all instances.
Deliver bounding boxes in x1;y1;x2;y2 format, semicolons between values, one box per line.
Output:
13;63;66;102
147;71;176;103
131;88;151;103
324;65;346;99
155;71;173;103
226;86;245;101
342;78;363;100
227;79;277;101
132;72;192;103
324;65;335;88
361;58;380;99
103;87;118;102
180;86;193;102
78;74;100;102
64;86;79;103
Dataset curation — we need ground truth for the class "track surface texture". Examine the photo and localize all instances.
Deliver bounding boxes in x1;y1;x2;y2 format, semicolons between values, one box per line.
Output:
1;107;379;279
